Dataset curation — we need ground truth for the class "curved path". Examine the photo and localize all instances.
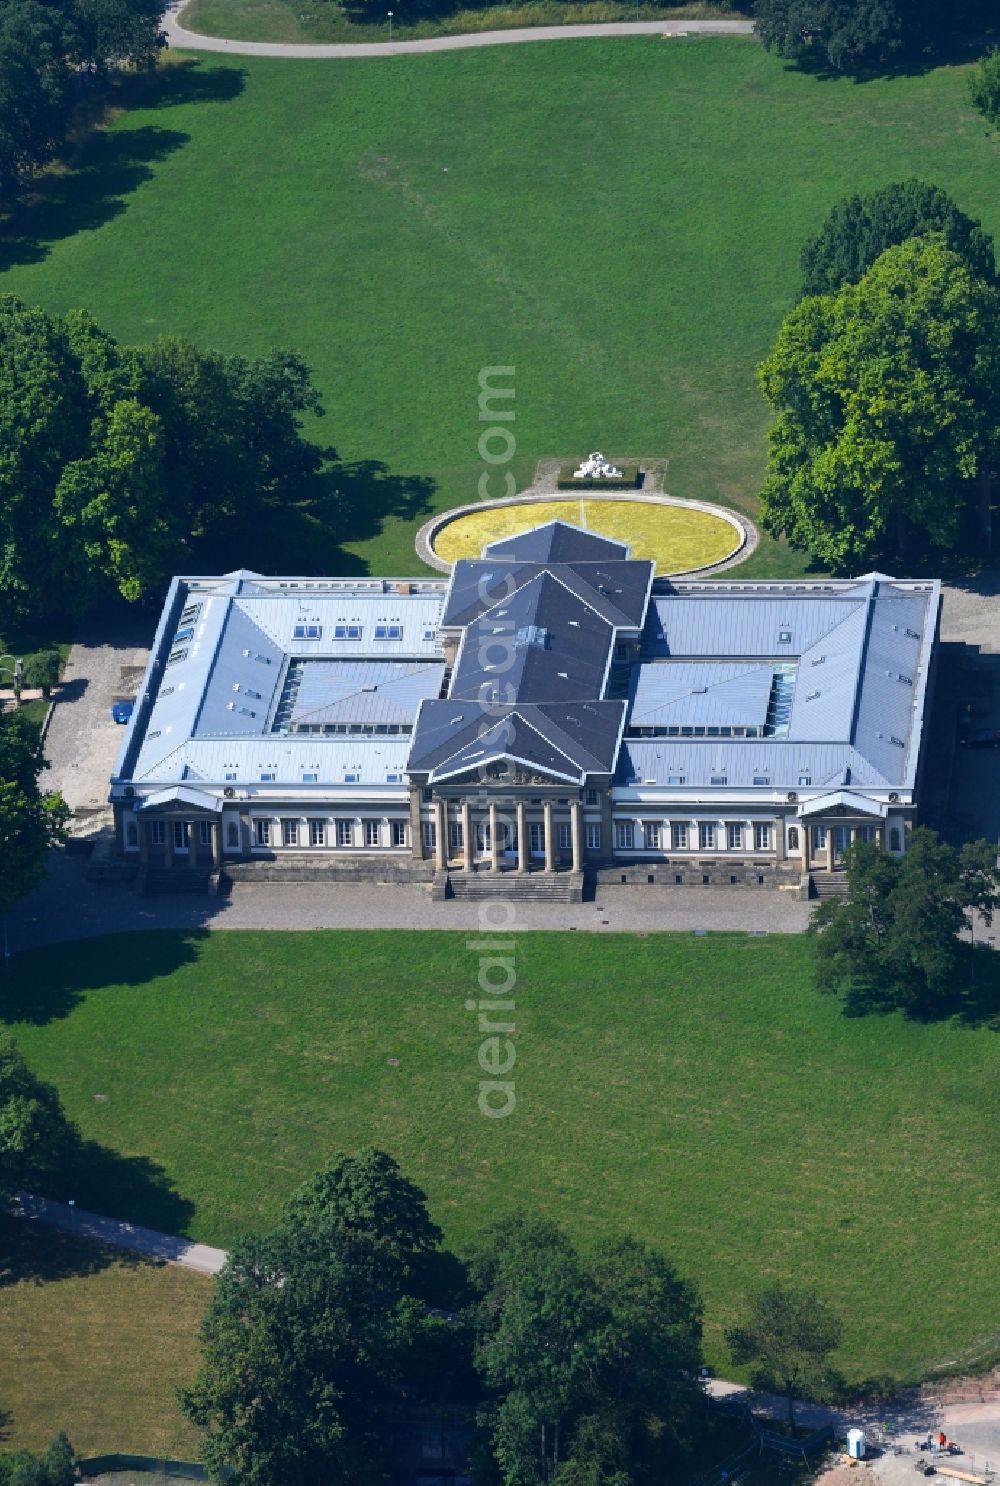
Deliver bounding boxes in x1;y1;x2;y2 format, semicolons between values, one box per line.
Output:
162;3;753;58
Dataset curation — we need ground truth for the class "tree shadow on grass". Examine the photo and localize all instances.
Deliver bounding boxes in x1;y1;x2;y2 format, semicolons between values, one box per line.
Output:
190;460;437;577
60;1140;198;1236
780;26;996;84
0;61;246;273
0;929;209;1027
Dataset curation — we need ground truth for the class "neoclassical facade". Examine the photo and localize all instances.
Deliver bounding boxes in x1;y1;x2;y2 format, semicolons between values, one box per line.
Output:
110;521;940;893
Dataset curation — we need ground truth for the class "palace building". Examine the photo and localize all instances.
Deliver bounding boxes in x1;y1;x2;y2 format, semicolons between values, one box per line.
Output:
110;521;940;898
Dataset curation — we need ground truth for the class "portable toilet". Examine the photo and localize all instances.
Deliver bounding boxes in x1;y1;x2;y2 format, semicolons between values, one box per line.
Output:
847;1428;866;1460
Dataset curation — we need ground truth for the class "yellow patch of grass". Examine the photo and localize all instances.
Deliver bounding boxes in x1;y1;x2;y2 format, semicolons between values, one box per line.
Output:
0;1225;210;1458
431;498;742;574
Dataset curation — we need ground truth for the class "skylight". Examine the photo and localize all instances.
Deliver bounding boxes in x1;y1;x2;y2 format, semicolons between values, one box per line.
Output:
293;623;322;640
374;624;403;640
335;624;363;641
514;625;549;651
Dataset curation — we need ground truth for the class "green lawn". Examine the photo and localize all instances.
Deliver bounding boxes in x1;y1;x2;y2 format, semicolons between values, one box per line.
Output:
4;928;999;1381
0;1221;210;1457
2;41;998;577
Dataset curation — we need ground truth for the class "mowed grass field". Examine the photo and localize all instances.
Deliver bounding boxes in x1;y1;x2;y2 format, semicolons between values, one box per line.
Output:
2;40;999;576
4;929;999;1381
0;1222;209;1456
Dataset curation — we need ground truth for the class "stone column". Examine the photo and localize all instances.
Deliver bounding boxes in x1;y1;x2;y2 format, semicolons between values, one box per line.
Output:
774;814;785;860
139;817;150;864
826;829;835;872
875;824;885;849
434;799;447;870
570;800;582;873
598;787;613;867
408;786;424;859
164;820;174;868
212;819;222;868
461;799;473;870
803;823;811;870
543;800;555;873
516;800;528;873
489;802;500;872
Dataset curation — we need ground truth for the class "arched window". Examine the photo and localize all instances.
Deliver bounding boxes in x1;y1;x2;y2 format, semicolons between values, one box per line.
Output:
787;826;799;851
125;820;138;848
889;827;901;852
226;821;240;849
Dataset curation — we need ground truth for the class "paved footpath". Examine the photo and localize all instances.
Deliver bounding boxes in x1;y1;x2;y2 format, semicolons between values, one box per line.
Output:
162;4;753;58
8;851;811;954
16;1193;226;1275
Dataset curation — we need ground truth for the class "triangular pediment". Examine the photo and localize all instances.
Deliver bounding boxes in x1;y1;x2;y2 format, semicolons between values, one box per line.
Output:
432;754;578;787
797;789;888;820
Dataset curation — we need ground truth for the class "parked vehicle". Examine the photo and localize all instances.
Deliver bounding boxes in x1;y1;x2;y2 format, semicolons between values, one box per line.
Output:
111;699;135;725
966;727;1000;748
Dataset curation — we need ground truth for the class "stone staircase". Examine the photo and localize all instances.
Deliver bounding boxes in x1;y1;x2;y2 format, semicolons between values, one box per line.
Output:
809;871;850;900
434;870;584;904
139;867;221;896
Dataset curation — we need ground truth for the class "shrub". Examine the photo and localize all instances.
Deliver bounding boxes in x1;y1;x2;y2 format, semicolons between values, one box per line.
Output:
969;50;1000;128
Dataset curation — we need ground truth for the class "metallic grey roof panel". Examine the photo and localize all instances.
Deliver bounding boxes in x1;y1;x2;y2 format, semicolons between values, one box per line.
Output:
647;594;869;659
449;572;614;704
483;520;629;564
408;701;624;778
139;736;413;785
442;559;650;632
629;662;774;729
288;661;445;727
618;740;895;789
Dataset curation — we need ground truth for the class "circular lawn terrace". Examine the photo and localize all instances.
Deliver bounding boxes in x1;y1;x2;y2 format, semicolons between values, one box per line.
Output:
417;493;755;576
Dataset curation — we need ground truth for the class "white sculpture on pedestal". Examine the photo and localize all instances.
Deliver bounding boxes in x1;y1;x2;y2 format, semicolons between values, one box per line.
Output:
572;451;622;480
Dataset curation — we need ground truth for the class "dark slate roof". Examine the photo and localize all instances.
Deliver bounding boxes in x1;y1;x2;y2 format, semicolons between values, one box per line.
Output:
442;559;652;631
482;519;629;564
449;571;614;704
407;700;625;781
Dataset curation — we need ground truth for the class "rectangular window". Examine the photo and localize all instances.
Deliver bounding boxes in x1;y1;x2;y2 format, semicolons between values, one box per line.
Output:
586;788;598;806
166;647;188;667
254;818;271;848
302;772;318;783
391;820;407;848
559;823;572;850
615;821;634;851
374;624;403;640
199;820;212;847
859;825;876;843
667;774;685;786
309;818;326;847
282;818;299;847
344;773;359;784
173;626;194;644
644;821;661;849
812;825;827;849
798;775;811;787
529;822;544;854
671;821;688;850
711;775;728;787
585;823;601;851
336;819;353;847
173;820;188;851
727;823;743;851
126;820;139;848
699;823;716;850
364;819;381;848
422;821;436;850
754;823;772;851
260;772;276;782
753;775;770;787
150;820;165;847
450;822;464;850
293;623;323;640
334;624;362;641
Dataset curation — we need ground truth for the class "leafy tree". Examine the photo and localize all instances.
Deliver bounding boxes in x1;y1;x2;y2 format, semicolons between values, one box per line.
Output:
0;712;69;923
800;180;995;298
753;0;971;72
20;650;61;696
758;237;1000;570
969;49;1000;127
469;1218;705;1486
0;1;73;212
725;1285;843;1428
0;1434;76;1486
810;829;1000;1015
0;1033;79;1207
0;296;331;627
285;1146;443;1277
68;0;164;73
181;1211;447;1486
